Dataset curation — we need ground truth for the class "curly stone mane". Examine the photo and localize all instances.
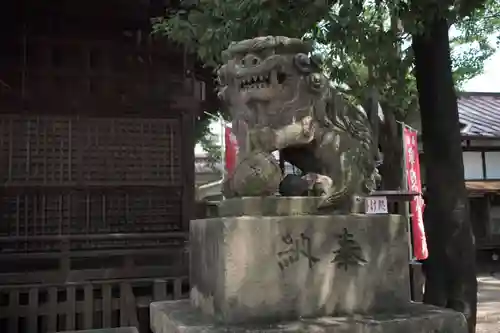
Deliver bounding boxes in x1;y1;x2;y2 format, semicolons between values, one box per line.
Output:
321;89;379;194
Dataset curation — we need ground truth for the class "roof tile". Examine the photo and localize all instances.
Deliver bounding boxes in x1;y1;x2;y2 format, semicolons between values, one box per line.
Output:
458;92;500;136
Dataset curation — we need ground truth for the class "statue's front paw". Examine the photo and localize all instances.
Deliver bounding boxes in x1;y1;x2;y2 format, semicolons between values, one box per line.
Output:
300;116;316;142
314;185;328;197
301;173;333;197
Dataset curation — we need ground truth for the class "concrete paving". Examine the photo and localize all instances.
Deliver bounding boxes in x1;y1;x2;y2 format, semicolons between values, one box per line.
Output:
476;274;500;333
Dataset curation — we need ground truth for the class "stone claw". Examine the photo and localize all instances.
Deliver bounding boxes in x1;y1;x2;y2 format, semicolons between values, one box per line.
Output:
300;116;315;142
301;173;332;197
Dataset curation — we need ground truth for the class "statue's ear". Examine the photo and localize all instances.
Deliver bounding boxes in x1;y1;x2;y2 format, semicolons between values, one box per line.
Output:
293;53;312;73
309;54;324;71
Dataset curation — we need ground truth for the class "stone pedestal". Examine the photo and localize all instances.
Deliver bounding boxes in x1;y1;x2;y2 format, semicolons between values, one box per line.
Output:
190;213;409;323
150;300;466;333
217;197;325;217
150;197;467;333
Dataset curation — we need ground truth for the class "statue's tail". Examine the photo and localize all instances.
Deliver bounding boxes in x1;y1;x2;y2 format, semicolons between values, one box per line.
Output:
338;91;381;194
322;88;382;195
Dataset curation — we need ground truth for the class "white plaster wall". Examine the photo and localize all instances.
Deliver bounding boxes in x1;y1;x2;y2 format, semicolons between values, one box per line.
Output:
485;151;500;179
463;151;484;180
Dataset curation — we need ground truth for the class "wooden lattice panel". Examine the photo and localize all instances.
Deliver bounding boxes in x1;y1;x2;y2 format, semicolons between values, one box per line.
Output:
79;118;181;183
3;116;75;183
0;188;183;238
0;115;182;185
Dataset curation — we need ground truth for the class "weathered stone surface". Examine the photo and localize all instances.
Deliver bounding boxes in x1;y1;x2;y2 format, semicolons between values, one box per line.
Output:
224;152;282;198
190;213;410;324
218;197;326;217
150;300;468;333
217;36;381;211
59;328;138;333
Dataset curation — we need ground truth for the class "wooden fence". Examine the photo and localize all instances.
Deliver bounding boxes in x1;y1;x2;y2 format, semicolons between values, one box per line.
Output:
0;276;189;333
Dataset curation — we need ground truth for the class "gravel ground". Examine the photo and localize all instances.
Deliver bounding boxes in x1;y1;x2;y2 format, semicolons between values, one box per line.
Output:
476;274;500;333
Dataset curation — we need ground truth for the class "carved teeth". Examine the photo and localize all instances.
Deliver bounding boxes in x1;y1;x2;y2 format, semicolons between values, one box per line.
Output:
239;73;274;90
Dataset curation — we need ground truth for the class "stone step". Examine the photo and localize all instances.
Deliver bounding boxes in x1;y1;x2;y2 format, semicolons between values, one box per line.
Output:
58;328;138;333
150;300;467;333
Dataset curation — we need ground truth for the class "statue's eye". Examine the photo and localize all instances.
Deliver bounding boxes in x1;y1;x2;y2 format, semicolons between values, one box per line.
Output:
243;54;261;66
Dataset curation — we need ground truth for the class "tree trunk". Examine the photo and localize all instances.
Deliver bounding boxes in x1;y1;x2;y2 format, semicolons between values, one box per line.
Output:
378;107;404;191
412;12;477;333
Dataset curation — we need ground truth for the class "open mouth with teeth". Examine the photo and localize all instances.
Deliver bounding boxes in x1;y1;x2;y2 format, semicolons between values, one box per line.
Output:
239;70;287;91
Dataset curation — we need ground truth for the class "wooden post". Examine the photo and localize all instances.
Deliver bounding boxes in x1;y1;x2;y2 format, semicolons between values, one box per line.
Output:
47;287;58;332
153;279;167;301
28;287;39;333
84;284;94;330
102;284;112;328
66;285;76;331
181;112;195;232
8;290;19;333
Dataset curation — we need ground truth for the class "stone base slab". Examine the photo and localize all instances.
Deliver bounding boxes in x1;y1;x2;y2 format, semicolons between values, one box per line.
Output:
217;197;325;217
150;300;468;333
190;214;410;324
59;328;138;333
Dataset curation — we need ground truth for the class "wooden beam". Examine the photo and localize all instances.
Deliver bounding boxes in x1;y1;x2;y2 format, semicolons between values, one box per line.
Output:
0;265;188;285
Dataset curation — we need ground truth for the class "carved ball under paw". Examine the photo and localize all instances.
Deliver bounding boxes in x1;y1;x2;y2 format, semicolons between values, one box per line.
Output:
228;152;282;197
279;174;310;196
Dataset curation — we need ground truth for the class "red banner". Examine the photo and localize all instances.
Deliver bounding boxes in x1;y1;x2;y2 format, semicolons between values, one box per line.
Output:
403;127;429;260
224;126;238;174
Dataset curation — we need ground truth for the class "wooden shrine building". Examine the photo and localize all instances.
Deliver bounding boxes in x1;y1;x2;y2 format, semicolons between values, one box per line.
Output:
0;0;209;331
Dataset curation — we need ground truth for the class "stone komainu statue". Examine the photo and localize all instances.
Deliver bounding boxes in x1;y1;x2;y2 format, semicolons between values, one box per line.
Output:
217;36;381;212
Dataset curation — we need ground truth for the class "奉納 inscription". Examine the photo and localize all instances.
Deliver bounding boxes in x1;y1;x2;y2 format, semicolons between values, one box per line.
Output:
276;233;320;271
276;228;367;272
331;228;367;271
